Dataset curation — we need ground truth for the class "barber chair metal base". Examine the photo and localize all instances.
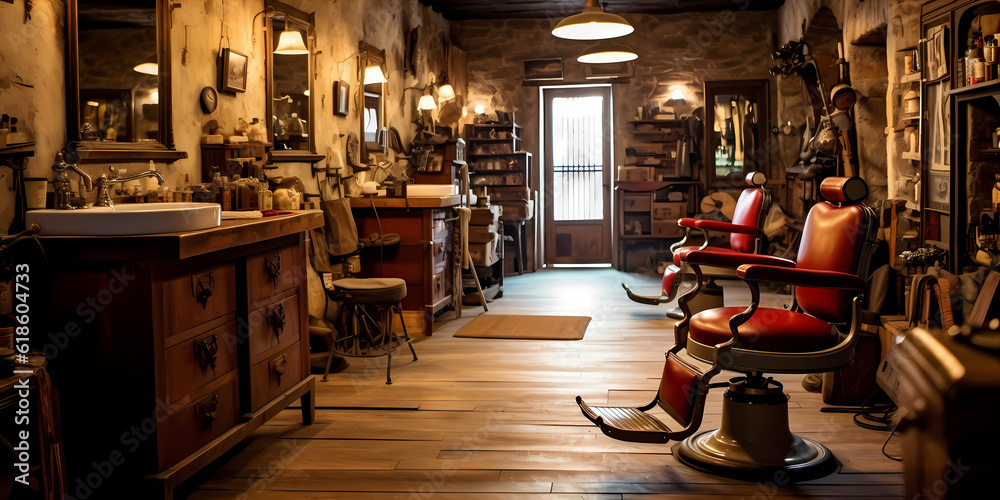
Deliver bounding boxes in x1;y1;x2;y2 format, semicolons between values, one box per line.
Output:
665;279;724;320
673;377;838;482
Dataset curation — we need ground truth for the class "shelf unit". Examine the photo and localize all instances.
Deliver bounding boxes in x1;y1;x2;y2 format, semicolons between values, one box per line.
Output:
464;123;533;221
623;120;685;180
616;180;702;273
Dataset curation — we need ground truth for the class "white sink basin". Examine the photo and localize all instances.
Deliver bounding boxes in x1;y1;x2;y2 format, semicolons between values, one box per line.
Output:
26;203;221;236
407;184;458;197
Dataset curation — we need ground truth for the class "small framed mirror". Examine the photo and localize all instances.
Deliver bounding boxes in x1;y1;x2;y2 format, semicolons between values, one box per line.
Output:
359;41;387;164
704;80;769;186
264;0;322;163
66;0;186;162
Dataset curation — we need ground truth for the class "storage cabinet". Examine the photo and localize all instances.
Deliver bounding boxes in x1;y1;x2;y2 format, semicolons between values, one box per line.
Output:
464;123;533;221
616;180;702;273
351;202;456;334
32;213;320;499
624;120;687;181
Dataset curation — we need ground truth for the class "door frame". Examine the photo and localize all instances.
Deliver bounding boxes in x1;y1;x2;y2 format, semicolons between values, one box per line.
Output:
540;84;614;266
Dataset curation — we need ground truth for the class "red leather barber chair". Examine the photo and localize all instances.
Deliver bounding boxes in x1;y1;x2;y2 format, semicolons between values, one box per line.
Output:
582;176;877;481
622;171;770;319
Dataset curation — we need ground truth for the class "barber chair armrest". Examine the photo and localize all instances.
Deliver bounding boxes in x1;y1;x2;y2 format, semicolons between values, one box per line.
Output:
690;219;762;235
683;250;794;269
737;264;865;290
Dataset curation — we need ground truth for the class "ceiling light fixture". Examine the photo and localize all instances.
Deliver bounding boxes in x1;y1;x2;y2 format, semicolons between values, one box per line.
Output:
133;62;158;75
552;0;634;40
577;41;638;64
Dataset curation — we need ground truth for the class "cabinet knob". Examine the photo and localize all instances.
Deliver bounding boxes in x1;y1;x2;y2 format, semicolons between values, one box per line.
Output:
265;254;283;287
195;392;219;429
271;354;287;383
267;303;286;339
191;273;215;309
195;333;219;370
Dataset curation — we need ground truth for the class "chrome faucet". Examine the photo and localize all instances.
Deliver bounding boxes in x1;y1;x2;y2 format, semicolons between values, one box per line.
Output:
51;152;93;209
95;167;164;207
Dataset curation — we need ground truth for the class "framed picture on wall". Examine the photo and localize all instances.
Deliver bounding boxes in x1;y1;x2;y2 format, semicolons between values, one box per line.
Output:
584;61;634;79
523;58;563;81
333;81;350;116
219;48;248;93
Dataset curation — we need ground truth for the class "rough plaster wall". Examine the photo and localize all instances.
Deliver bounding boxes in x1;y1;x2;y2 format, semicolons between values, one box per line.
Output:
0;0;65;231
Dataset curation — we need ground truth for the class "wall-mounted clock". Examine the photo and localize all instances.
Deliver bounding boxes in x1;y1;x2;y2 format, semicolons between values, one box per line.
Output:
200;86;218;114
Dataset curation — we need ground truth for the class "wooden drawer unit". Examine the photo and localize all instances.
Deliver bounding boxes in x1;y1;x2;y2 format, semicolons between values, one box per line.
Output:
249;342;303;411
161;262;236;337
163;318;239;405
248;291;300;362
247;243;304;305
158;370;241;470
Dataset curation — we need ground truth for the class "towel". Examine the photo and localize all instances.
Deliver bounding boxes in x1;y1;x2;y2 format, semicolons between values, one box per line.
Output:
221;210;263;219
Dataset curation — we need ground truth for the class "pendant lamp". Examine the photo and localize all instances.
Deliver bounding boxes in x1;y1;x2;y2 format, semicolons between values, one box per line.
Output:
552;0;634;40
577;41;638;64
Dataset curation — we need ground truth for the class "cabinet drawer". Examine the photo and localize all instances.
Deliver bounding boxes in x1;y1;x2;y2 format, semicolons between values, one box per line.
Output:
164;321;239;405
431;233;452;275
431;271;450;304
162;262;236;337
158;371;240;470
250;343;303;412
247;244;303;305
248;293;301;363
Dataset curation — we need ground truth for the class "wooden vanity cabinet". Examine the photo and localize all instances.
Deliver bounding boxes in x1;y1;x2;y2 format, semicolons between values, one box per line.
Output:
34;213;320;500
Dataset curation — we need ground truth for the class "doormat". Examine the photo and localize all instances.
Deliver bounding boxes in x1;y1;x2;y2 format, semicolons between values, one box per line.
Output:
454;314;591;340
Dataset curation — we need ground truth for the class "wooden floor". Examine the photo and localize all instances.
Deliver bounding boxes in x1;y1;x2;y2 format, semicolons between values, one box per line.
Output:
183;268;904;499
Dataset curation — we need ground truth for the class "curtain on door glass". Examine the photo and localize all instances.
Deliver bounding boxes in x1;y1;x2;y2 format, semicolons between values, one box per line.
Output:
552;96;603;221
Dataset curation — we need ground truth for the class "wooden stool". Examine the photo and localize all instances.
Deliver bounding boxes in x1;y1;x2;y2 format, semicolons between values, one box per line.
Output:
326;277;417;384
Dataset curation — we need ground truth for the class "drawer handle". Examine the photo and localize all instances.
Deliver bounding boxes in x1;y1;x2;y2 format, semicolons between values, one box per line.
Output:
271;354;287;383
267;303;286;339
195;392;219;429
265;254;282;287
191;273;215;309
195;334;219;371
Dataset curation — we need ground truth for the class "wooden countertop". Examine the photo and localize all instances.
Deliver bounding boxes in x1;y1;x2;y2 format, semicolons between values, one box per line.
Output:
349;195;462;209
37;210;323;261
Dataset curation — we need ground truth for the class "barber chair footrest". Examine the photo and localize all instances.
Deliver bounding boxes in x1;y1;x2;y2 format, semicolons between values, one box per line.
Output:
576;396;673;444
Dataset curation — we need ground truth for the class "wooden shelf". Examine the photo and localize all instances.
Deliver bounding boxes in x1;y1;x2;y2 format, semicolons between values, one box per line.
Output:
902;151;921;161
900;72;922;83
948;79;1000;96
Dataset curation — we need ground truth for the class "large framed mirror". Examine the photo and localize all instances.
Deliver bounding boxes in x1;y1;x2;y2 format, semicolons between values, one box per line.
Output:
66;0;186;162
704;80;769;186
264;0;321;164
359;41;387;165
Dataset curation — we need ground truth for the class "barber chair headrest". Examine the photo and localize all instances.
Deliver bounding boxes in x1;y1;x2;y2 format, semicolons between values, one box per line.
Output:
745;171;767;188
819;176;867;205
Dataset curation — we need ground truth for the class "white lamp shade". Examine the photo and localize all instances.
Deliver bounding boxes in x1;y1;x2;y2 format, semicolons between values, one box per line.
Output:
671;88;686;100
417;94;437;111
552;0;634;40
274;30;309;55
133;62;158;75
363;65;387;84
577;42;638;63
474;104;485;114
437;83;456;101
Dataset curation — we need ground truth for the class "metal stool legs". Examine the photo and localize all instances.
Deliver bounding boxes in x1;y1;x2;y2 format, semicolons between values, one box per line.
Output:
325;300;417;384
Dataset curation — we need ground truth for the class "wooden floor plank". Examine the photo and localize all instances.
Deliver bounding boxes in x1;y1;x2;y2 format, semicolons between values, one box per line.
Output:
186;268;905;499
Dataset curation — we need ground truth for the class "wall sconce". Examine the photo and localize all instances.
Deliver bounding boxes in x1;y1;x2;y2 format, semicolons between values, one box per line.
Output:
363;65;387;85
274;29;309;55
670;88;686;100
417;88;437;111
552;0;634;40
577;41;637;63
254;6;309;55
